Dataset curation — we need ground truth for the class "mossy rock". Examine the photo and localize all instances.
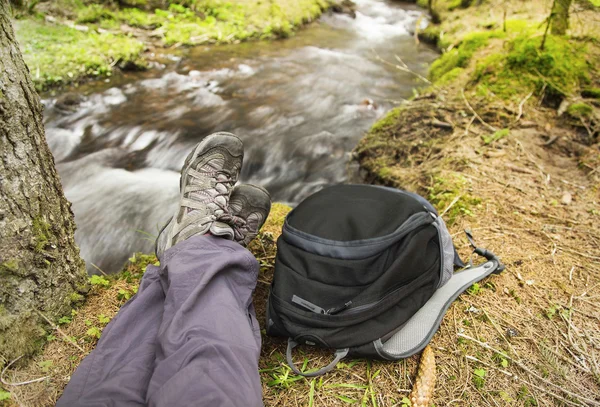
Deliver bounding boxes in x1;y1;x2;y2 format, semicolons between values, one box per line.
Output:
429;30;504;83
418;25;441;46
472;34;591;103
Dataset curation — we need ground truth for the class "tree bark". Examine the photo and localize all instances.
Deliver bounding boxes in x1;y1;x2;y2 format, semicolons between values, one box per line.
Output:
551;0;572;35
0;0;87;362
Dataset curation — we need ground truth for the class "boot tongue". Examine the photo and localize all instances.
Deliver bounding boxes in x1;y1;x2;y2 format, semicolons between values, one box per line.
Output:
209;221;235;240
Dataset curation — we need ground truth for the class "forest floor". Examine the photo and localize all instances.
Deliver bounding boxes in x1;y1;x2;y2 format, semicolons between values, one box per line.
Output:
10;0;343;92
3;0;600;406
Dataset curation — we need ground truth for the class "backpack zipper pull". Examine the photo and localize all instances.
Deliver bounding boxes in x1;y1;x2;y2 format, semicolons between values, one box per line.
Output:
292;295;327;314
326;301;353;315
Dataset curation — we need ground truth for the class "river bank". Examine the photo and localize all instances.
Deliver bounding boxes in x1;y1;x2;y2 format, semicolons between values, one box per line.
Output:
11;0;347;92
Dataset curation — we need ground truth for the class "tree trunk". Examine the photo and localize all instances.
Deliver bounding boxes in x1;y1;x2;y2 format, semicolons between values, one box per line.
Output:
0;0;87;362
551;0;572;35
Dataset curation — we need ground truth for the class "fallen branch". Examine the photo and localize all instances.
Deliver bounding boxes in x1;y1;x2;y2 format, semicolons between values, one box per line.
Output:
1;356;48;387
431;119;453;129
511;91;533;126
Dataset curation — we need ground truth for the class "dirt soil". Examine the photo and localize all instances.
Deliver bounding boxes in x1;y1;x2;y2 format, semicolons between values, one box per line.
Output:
2;0;600;406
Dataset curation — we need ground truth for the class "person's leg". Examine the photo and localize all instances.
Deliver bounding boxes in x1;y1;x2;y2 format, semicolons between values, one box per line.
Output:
58;133;270;407
148;137;270;406
146;234;263;407
56;264;165;407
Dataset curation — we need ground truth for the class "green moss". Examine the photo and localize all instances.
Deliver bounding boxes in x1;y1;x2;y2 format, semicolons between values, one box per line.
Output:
32;217;51;252
0;259;19;274
69;292;85;303
76;4;116;24
437;67;464;85
418;25;441;46
582;88;600;99
116;7;160;29
16;0;333;90
15;20;146;91
429;30;504;82
473;34;591;101
427;173;481;225
567;102;593;118
369;107;402;134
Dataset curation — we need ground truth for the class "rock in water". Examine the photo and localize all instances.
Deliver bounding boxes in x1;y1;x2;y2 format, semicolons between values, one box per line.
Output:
409;345;436;407
332;0;357;18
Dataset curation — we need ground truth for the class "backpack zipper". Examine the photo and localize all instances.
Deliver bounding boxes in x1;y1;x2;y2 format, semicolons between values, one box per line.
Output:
292;285;406;317
292;295;353;315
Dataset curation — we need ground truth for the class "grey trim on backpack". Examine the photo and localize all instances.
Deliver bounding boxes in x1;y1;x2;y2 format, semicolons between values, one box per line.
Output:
282;211;435;260
286;339;349;377
432;218;456;288
373;260;500;360
374;185;466;268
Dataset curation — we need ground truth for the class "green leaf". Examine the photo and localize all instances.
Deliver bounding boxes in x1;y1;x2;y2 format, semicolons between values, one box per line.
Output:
336;395;359;404
86;327;102;339
401;396;412;406
473;368;486;378
0;389;11;401
501;358;509;368
98;314;111;325
58;316;72;325
308;379;315;407
325;383;368;390
89;275;110;287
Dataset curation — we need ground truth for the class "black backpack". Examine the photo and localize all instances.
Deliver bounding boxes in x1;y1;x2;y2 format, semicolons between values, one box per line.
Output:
266;185;504;376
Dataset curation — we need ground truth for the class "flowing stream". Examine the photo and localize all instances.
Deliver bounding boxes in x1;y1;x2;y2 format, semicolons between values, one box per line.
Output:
43;0;438;273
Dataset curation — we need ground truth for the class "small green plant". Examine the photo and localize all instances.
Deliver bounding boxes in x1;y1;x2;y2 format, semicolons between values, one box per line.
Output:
546;304;559;319
517;385;538;406
473;368;486;389
98;314;111;325
260;361;304;389
89;275;110;287
86;326;102;339
0;389;11;401
401;396;412;406
118;289;131;301
38;360;53;373
467;282;481;295
58;315;72;325
493;353;509;368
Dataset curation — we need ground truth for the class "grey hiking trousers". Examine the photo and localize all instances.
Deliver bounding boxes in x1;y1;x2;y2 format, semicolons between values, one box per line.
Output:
57;235;263;407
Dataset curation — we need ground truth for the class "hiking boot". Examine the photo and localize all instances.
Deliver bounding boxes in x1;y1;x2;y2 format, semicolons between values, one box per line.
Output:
155;132;243;259
222;184;272;247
